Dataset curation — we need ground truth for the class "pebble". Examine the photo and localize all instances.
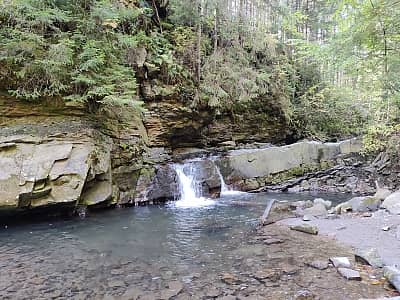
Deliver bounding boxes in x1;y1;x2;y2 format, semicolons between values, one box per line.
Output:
121;287;142;300
294;289;317;299
107;280;125;288
382;226;391;231
221;273;241;285
205;288;221;298
263;238;284;245
307;260;329;270
361;212;373;218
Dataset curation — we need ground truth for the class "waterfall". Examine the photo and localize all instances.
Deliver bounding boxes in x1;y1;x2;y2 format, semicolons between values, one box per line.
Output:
174;163;214;208
215;165;243;196
215;166;230;195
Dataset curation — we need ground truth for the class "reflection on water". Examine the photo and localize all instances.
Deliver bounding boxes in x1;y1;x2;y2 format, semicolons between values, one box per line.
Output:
0;192;351;299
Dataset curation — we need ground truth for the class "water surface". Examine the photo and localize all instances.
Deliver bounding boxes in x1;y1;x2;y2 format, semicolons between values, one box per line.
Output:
0;192;351;299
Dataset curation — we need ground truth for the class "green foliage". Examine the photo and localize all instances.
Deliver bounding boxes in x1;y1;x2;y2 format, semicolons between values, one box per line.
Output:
0;0;143;106
200;44;296;120
363;124;400;154
3;0;397;144
291;84;365;139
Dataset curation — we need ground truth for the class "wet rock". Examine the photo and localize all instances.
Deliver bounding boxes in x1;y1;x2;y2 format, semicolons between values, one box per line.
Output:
384;266;400;292
382;191;400;215
107;280;125;288
219;296;236;300
137;291;158;300
355;248;383;268
281;264;299;275
166;281;183;294
221;273;241;285
294;289;317;300
253;270;281;282
290;224;319;235
121;287;142;300
307;260;329;270
337;268;361;280
205;287;221;298
263;238;284;245
330;257;351;268
136;165;179;203
48;290;62;299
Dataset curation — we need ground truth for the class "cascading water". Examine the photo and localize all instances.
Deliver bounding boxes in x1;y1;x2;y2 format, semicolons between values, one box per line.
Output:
174;163;215;208
215;164;243;197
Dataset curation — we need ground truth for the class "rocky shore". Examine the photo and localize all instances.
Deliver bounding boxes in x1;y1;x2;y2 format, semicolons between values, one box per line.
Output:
260;187;400;298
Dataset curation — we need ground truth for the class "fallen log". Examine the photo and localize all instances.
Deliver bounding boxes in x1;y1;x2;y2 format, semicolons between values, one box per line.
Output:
260;199;276;226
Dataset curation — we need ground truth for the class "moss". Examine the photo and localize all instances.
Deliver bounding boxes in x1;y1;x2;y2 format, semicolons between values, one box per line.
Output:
261;161;335;186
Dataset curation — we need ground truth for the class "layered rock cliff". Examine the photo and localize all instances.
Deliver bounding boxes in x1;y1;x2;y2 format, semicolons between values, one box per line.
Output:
0;92;366;218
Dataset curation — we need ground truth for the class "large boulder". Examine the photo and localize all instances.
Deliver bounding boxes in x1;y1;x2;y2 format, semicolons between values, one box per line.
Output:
301;203;328;217
142;165;179;202
382;191;400;215
335;196;381;214
216;139;361;189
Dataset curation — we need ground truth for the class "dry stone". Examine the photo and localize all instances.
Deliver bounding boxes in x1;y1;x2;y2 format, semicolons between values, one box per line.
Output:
382;191;400;215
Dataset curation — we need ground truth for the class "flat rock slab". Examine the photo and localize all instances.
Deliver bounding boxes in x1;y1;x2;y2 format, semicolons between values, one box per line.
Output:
307;260;329;270
337;268;361;280
355;248;384;268
384;266;400;292
330;257;352;268
290;224;319;235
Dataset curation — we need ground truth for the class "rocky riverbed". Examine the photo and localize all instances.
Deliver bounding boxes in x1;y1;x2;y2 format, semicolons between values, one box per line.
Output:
1;192;398;300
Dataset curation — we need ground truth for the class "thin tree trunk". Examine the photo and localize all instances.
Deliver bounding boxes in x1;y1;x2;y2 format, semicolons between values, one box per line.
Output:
196;0;203;84
152;0;163;33
213;6;218;54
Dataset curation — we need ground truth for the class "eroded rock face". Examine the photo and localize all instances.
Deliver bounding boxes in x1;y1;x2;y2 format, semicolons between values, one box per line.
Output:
142;95;291;149
134;165;179;204
0;135;113;213
0;96;137;216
